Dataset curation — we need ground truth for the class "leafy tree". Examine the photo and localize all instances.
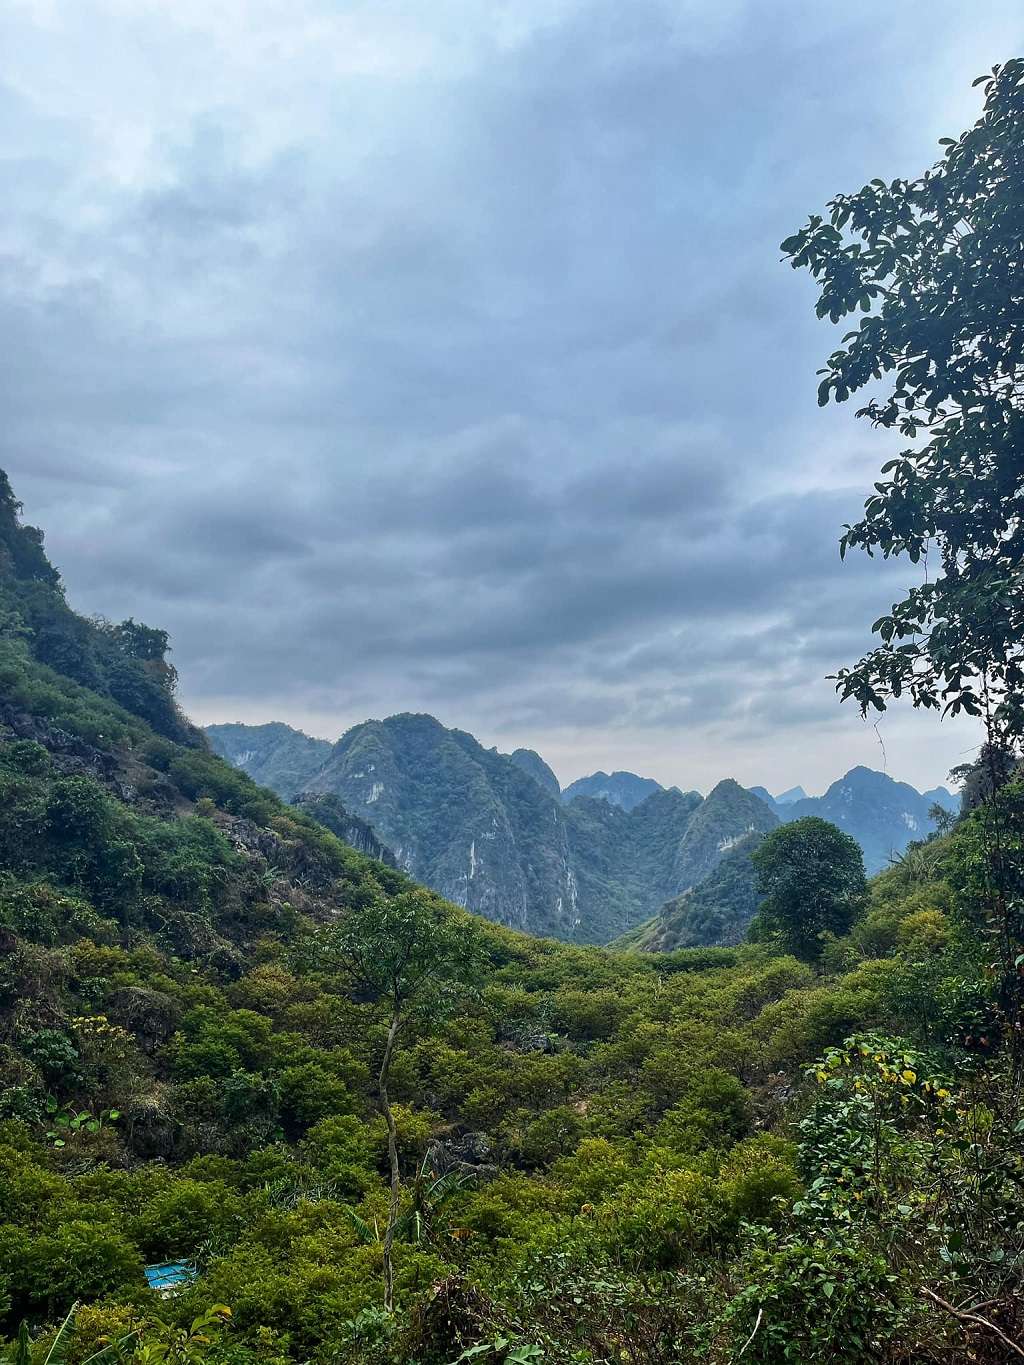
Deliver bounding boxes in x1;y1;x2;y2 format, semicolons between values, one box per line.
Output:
751;818;867;960
781;59;1024;744
927;802;956;836
334;889;483;1310
783;59;1024;1078
0;472;60;588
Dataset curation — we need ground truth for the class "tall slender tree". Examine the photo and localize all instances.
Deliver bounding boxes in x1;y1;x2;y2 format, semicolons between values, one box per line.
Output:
335;888;483;1311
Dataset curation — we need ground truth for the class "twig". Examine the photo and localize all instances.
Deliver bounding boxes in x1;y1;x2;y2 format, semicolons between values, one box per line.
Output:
738;1307;763;1358
921;1285;1024;1360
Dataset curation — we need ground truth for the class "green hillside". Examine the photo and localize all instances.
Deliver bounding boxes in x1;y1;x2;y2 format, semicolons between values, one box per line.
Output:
617;832;766;952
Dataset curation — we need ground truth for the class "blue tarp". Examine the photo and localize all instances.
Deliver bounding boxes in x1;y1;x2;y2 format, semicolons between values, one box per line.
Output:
144;1261;196;1294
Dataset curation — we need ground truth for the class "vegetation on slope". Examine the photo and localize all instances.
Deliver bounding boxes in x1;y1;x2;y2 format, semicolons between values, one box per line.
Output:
561;771;664;811
616;833;765;952
208;717;765;944
202;724;332;802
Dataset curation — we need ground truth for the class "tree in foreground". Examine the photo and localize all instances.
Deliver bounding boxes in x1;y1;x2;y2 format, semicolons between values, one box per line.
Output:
782;57;1024;1069
781;59;1024;747
751;817;867;960
334;887;483;1312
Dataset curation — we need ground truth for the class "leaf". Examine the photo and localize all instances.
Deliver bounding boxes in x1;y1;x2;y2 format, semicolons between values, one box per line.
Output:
339;1204;376;1245
14;1321;32;1365
82;1332;140;1365
43;1303;80;1365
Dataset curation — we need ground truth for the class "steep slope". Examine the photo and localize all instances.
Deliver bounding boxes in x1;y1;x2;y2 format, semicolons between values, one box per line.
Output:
671;779;778;891
749;774;957;869
205;720;331;798
292;791;397;866
782;767;944;874
299;714;714;942
0;473;198;747
301;714;584;937
204;716;951;934
562;769;664;810
617;831;766;952
505;746;561;796
563;786;705;932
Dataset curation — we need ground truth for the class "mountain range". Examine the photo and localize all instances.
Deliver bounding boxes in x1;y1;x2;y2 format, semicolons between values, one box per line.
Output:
204;717;956;944
750;769;957;875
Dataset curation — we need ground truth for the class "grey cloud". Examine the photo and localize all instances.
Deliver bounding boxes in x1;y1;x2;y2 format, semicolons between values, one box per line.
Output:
4;0;1021;791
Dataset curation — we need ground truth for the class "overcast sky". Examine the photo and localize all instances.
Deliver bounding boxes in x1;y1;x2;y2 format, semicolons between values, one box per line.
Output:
4;1;1021;794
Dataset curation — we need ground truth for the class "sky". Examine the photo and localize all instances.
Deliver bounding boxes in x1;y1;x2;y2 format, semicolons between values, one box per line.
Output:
4;1;1021;796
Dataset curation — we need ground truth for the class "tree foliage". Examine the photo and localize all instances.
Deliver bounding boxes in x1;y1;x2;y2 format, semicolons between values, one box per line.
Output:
782;59;1024;740
751;817;867;960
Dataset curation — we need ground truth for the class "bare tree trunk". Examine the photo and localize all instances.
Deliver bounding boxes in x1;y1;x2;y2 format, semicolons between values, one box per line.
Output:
379;1006;402;1312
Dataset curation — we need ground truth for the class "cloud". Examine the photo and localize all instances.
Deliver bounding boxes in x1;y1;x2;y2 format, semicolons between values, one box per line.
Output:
4;0;1021;792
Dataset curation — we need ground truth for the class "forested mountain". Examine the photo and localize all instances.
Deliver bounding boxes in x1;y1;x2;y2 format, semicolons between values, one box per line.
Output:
561;769;664;810
299;714;717;942
206;716;764;942
505;747;560;796
627;769;959;956
616;832;766;953
208;719;954;933
292;791;398;866
203;721;331;798
779;768;952;874
669;779;777;889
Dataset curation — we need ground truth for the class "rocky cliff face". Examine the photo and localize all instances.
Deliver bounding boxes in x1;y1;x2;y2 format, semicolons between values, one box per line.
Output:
671;779;778;891
618;832;766;953
301;714;583;936
291;791;397;866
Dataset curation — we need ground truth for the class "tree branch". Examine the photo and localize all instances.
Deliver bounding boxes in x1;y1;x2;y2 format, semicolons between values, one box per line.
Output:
921;1285;1024;1360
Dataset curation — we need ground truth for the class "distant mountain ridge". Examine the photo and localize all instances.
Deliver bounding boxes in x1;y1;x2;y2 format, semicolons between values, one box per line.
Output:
749;769;959;874
505;747;560;796
205;717;957;942
205;716;773;942
204;722;330;799
561;770;665;811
